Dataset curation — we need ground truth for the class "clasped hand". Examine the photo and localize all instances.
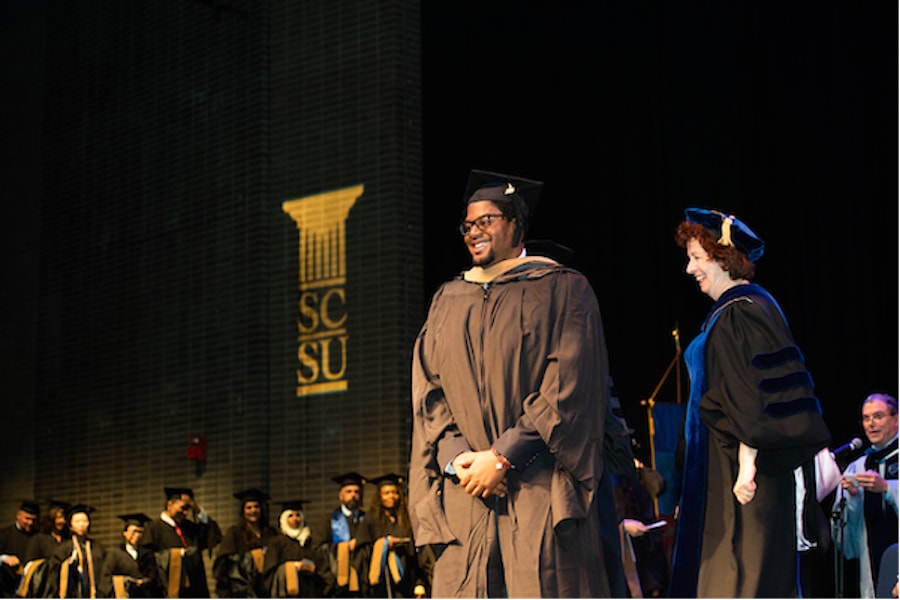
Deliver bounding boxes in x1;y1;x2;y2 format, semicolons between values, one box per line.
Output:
732;469;758;505
452;450;508;499
732;442;758;505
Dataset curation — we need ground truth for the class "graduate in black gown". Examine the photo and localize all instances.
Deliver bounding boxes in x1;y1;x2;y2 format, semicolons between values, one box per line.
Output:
355;474;428;599
0;499;38;597
46;504;106;599
315;473;370;598
140;487;221;598
263;500;326;598
213;488;278;598
19;500;69;598
100;513;163;598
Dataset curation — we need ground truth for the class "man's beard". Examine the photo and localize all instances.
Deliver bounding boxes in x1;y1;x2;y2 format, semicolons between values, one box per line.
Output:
472;248;494;267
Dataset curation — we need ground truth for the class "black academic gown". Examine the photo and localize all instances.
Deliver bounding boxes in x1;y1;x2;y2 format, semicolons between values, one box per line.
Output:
100;544;163;598
263;532;327;598
45;535;107;599
863;439;899;585
19;533;63;598
670;283;832;598
315;508;369;598
212;523;277;598
355;513;424;599
140;515;221;598
0;524;35;596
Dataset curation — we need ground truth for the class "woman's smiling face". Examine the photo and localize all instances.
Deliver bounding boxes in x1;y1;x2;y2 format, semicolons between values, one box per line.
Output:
685;237;734;301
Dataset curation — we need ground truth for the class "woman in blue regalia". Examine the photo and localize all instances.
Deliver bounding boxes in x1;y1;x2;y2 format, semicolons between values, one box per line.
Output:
668;208;833;598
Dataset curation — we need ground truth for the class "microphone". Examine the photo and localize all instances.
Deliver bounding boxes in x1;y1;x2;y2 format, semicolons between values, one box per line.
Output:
831;437;864;459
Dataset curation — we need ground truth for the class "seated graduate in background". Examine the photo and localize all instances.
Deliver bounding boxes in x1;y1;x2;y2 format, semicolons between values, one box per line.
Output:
355;474;429;599
100;513;163;598
45;504;106;599
140;487;222;599
19;500;69;598
214;488;278;598
263;500;326;598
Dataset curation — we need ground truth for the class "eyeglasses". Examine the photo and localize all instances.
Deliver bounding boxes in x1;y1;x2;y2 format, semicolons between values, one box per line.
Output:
459;213;506;236
862;412;896;424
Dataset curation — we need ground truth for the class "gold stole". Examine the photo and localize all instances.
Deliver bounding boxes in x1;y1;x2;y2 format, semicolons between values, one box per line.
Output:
166;549;183;599
16;558;45;598
59;560;70;598
335;541;359;591
369;537;402;586
84;541;96;598
250;548;265;574
112;575;128;598
285;563;300;596
64;538;97;598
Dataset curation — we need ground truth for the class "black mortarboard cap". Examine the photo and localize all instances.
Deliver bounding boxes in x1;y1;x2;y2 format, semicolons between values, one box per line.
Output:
164;487;194;501
331;472;367;488
370;473;406;487
233;488;270;503
64;504;95;521
464;169;542;219
45;499;72;511
117;513;152;529
684;208;765;263
19;500;40;515
279;500;310;512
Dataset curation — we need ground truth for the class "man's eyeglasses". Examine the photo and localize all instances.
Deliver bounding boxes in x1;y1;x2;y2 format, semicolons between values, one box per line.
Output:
862;412;896;424
459;213;506;236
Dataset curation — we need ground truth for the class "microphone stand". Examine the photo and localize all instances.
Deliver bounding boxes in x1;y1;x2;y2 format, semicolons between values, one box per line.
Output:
640;326;681;518
832;488;847;598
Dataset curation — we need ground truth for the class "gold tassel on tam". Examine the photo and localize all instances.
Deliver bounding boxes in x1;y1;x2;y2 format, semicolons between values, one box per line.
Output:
717;215;735;247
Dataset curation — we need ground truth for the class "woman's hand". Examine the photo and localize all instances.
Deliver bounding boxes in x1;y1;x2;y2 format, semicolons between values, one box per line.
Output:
733;442;758;505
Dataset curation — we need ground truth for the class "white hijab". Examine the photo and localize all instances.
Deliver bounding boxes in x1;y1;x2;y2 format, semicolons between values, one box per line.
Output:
279;510;311;546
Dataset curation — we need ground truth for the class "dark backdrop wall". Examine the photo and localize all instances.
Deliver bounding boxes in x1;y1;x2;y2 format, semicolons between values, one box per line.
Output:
0;0;423;569
422;1;898;460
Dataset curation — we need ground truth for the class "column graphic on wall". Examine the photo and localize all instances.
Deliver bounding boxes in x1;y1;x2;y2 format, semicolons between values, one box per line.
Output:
282;184;363;396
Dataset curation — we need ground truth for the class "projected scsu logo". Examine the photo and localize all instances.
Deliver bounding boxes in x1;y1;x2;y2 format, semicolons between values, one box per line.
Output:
282;185;362;396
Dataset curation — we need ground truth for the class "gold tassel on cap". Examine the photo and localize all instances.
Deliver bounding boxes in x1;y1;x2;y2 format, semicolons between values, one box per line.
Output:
717;215;735;248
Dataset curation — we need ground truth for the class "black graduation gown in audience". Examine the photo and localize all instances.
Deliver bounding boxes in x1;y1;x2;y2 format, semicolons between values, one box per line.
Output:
100;544;163;598
263;533;327;598
356;516;424;599
316;509;370;598
0;524;35;596
140;516;221;598
19;533;63;597
213;523;277;598
45;535;106;598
